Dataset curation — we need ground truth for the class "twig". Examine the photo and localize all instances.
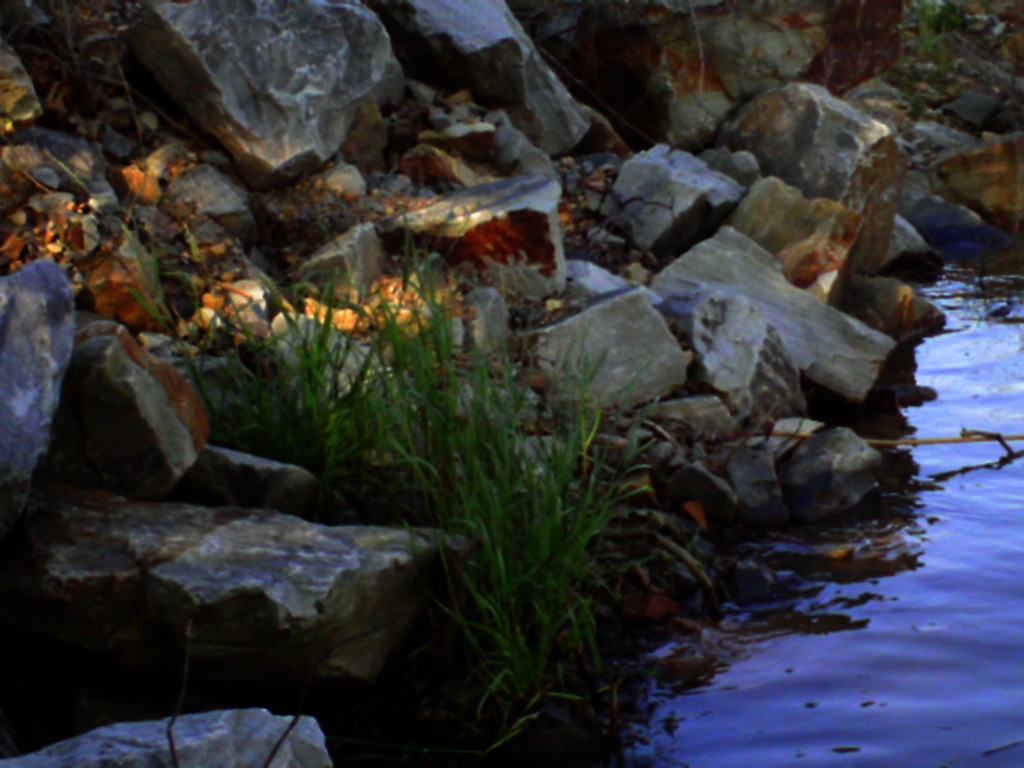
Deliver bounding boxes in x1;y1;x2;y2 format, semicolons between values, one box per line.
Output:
166;617;193;768
983;737;1024;757
769;431;1024;448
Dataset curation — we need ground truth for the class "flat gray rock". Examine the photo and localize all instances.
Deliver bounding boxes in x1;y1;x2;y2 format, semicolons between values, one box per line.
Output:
651;228;895;403
0;708;331;768
0;261;74;539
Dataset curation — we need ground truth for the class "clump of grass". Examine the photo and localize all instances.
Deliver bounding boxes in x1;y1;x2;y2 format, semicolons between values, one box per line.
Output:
913;0;966;61
195;267;639;740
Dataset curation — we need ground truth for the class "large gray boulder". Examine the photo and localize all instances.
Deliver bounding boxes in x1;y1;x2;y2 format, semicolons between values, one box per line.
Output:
369;0;588;156
129;0;403;189
521;288;691;410
41;318;209;498
0;486;442;683
780;427;881;521
603;145;745;259
659;287;806;424
0;261;74;539
651;228;895;403
0;709;331;768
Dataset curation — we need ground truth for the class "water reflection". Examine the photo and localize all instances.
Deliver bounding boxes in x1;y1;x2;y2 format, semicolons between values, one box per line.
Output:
620;257;1024;768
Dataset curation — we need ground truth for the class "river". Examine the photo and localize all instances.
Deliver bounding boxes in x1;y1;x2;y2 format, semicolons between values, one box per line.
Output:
624;260;1024;768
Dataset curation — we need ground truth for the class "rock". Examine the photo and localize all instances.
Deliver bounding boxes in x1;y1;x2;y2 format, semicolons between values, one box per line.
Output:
380;174;566;299
719;83;904;277
602;145;745;259
725;445;789;527
0;486;442;683
697;148;762;188
663;461;739;526
930;133;1024;232
899;194;1014;261
2;128;118;209
521;288;691;410
898;120;979;168
173;445;319;519
0;708;332;767
76;223;168;331
880;215;943;278
565;259;633;302
725;176;863;294
755;416;826;462
464;286;508;355
369;0;587;155
129;0;403;189
727;559;778;605
836;273;945;341
487;109;557;178
419;122;497;161
655;396;739;440
651;228;895;403
219;278;273;338
780;427;881;521
0;261;74;540
0;39;40;132
297;223;385;299
659;288;806;424
549;0;901;148
164;164;255;242
943;90;1005;131
41;318;209;498
400;143;487;188
315;162;367;198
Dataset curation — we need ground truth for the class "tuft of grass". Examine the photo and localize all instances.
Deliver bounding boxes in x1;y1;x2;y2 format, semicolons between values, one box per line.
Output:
195;267;641;740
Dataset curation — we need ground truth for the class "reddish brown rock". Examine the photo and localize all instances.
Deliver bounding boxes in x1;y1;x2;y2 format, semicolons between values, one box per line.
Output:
930;134;1024;233
806;0;902;94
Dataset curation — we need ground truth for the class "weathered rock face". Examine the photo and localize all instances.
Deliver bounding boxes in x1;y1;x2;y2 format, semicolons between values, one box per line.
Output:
129;0;403;189
0;486;442;684
780;427;881;521
173;445;320;520
602;145;745;259
521;288;691;409
651;228;895;403
0;262;74;540
0;38;40;132
0;708;332;768
369;0;587;155
659;287;806;423
41;319;209;498
726;176;862;293
545;0;901;148
380;174;566;298
929;133;1024;232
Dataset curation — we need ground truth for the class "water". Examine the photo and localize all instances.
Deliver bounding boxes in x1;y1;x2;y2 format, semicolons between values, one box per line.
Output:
626;265;1024;768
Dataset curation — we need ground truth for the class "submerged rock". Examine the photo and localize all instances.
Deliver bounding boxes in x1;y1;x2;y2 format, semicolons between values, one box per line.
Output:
0;261;74;540
0;486;442;684
0;708;332;767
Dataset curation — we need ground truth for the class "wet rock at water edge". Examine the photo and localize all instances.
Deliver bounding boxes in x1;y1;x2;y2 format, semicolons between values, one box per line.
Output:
0;486;443;684
780;427;882;522
0;261;74;540
520;288;691;410
129;0;403;188
727;559;779;606
726;445;789;528
662;461;739;527
0;708;332;767
929;133;1024;232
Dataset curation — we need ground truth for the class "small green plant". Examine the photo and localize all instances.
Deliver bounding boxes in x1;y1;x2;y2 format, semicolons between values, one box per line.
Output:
195;267;641;743
914;0;966;60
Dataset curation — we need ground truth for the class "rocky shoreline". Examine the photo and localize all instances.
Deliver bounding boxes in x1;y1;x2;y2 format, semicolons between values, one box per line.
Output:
0;0;1021;764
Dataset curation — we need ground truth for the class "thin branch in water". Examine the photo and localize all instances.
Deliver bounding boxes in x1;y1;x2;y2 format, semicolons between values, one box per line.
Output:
167;617;193;768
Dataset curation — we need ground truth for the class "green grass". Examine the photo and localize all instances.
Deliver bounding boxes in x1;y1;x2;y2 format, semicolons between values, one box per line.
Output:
194;269;640;742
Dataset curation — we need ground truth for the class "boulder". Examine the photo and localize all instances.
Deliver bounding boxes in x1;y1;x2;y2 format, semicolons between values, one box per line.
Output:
0;39;40;132
898;120;979;168
297;223;386;299
658;288;806;424
662;461;739;526
368;0;587;156
0;261;74;539
654;396;739;440
546;0;901;147
129;0;403;189
725;176;863;294
164;164;255;242
566;259;635;302
697;148;762;188
780;427;881;521
880;214;943;278
173;445;320;519
899;194;1014;261
719;83;904;277
836;273;945;341
521;288;691;410
651;228;895;403
41;318;209;498
0;486;442;683
725;445;789;527
602;145;745;260
930;133;1024;232
0;708;331;767
486;109;557;179
380;174;566;298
